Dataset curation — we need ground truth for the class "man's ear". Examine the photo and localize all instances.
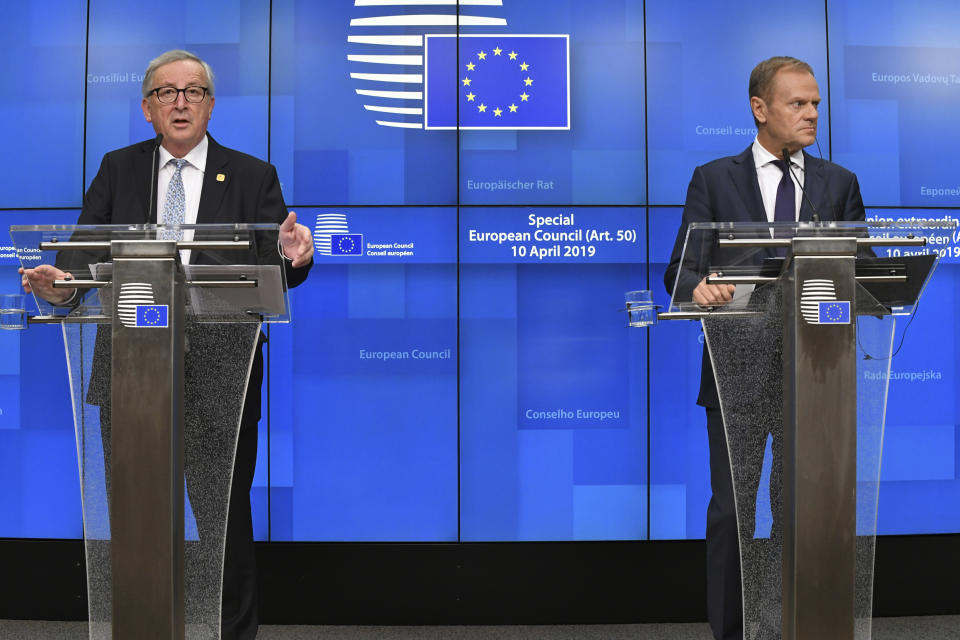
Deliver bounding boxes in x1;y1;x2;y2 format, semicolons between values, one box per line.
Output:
750;96;766;125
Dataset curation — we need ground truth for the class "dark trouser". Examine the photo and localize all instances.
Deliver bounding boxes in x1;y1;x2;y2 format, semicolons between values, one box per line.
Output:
706;405;743;640
705;405;783;640
220;382;260;640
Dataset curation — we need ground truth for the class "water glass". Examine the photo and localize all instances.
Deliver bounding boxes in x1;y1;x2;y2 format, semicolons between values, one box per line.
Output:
624;290;657;328
0;294;27;330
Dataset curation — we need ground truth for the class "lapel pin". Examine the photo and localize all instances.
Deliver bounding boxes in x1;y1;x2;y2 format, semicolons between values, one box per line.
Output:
216;173;226;182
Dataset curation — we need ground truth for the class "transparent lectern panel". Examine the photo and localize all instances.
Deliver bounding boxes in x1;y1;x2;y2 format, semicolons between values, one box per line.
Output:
657;218;947;638
62;322;111;637
853;313;897;637
8;224;281;639
181;321;261;639
702;286;785;640
9;224;290;323
668;220;949;316
91;263;287;323
63;318;261;640
703;280;900;640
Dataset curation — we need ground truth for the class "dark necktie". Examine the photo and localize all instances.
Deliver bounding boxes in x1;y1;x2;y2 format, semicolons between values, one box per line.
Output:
773;158;796;223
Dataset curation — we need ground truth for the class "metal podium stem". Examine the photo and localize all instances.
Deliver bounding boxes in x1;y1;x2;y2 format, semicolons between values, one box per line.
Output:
781;237;858;640
109;240;185;640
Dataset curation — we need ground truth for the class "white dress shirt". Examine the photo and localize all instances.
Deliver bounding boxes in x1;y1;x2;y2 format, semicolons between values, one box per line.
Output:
752;138;805;223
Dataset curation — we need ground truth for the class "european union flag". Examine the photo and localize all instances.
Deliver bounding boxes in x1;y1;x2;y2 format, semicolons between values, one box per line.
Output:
135;305;168;328
424;35;570;130
818;301;850;324
330;233;363;256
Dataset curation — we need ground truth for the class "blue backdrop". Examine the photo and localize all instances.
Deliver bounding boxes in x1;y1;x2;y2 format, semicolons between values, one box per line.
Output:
1;0;958;542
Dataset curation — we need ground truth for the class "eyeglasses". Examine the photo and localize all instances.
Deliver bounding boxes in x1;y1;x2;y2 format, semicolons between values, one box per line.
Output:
150;86;209;104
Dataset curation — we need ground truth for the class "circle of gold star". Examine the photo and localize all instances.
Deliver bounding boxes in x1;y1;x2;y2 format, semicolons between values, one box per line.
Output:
461;44;533;119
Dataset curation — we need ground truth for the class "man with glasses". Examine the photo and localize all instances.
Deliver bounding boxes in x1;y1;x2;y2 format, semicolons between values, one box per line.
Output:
22;49;313;640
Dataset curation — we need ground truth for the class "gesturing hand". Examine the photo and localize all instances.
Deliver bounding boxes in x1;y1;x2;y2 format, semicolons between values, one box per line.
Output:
279;211;314;268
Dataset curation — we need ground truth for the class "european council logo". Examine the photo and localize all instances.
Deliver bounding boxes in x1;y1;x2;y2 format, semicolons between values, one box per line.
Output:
800;279;850;325
315;213;363;256
117;282;167;328
347;0;570;130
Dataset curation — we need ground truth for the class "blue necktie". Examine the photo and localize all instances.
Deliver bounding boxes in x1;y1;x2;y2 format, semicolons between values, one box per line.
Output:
162;158;187;240
774;158;796;223
772;159;796;256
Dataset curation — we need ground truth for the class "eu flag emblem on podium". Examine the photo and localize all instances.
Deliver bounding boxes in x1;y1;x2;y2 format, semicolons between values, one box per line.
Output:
135;305;168;328
818;301;850;324
425;35;570;130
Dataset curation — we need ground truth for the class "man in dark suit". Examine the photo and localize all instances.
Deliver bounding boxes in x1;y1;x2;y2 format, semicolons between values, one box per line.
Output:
21;50;313;640
664;56;866;640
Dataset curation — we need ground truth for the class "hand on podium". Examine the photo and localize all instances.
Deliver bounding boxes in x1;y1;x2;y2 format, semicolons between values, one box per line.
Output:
279;211;314;268
19;264;75;304
693;273;735;308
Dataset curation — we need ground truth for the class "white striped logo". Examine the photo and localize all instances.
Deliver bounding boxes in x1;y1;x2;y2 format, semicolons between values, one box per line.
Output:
117;283;156;328
314;213;351;255
800;279;837;324
349;0;508;129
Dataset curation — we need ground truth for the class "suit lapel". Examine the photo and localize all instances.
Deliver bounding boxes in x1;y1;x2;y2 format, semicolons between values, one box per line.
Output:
136;139;158;223
197;134;230;225
729;146;767;223
799;152;827;221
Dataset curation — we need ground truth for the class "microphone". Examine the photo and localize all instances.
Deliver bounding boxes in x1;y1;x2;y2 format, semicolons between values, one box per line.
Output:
782;147;820;223
147;133;163;224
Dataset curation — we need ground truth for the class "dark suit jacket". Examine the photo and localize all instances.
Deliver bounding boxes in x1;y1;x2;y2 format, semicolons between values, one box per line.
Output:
663;145;866;408
71;134;311;415
72;133;310;287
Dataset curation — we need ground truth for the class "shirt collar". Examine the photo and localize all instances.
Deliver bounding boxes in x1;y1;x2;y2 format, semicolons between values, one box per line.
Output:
752;137;805;173
158;134;208;172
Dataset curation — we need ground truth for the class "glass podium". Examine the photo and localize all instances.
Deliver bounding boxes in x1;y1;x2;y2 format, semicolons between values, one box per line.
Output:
10;224;291;640
651;220;944;640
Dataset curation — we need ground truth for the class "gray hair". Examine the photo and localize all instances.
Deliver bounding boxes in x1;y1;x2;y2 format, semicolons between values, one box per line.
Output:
142;50;215;98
